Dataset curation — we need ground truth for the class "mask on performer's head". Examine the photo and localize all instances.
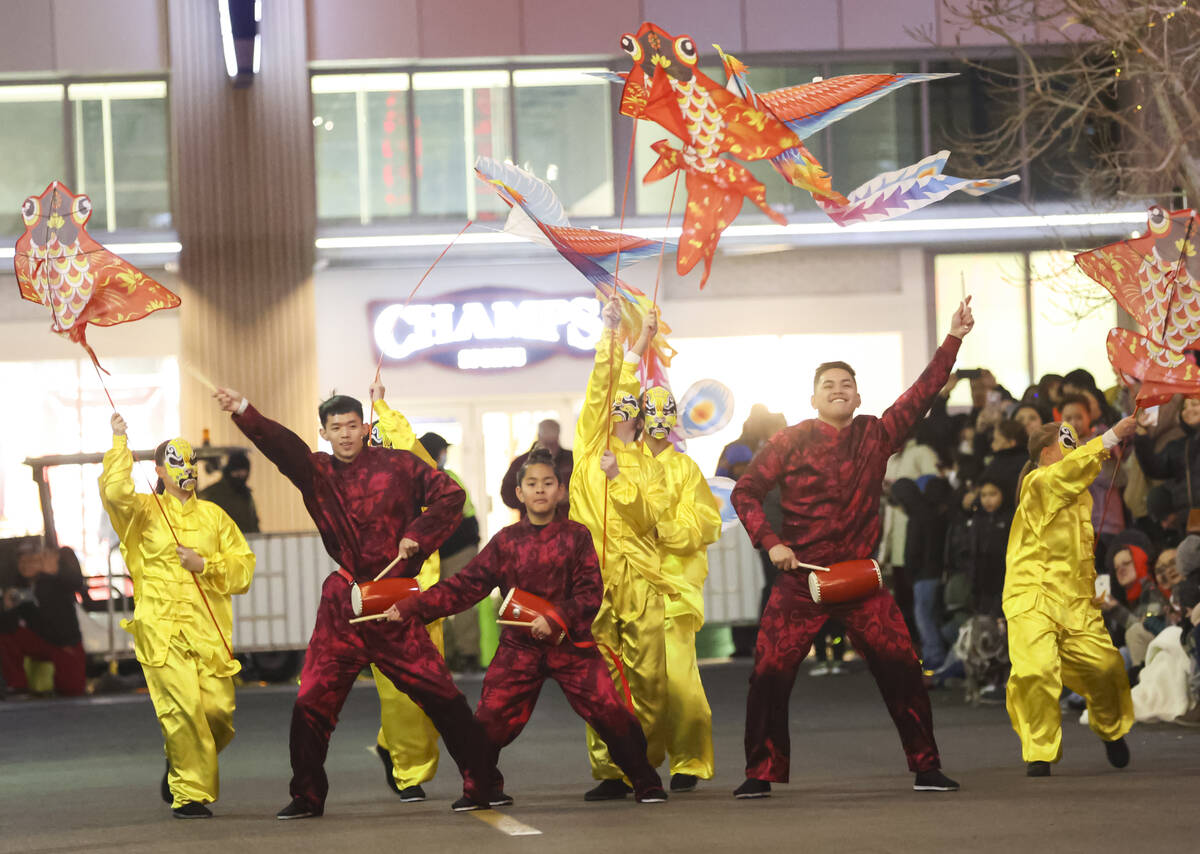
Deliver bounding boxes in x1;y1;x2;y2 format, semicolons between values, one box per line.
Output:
368;422;383;447
641;386;677;439
1058;422;1079;455
611;392;639;423
163;438;198;491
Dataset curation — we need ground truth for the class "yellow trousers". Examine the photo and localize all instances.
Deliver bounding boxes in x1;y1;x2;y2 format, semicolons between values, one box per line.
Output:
587;566;666;779
142;632;236;808
371;618;444;788
664;613;713;778
1006;608;1133;763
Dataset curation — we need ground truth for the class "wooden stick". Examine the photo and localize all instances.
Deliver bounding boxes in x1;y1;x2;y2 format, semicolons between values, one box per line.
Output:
497;620;536;627
795;561;831;572
349;613;390;624
180;360;219;393
373;551;406;582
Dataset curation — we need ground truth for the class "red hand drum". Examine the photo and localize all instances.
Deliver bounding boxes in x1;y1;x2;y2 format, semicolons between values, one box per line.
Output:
499;588;567;643
807;559;883;605
350;577;420;617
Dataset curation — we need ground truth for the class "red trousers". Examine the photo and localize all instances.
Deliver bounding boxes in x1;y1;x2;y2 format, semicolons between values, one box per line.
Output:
290;573;494;809
474;639;662;797
745;572;940;781
0;627;86;696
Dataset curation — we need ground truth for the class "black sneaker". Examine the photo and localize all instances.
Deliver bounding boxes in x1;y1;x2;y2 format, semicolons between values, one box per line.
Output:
1104;737;1130;768
398;784;426;802
161;761;172;805
913;770;960;791
172;802;213;819
670;773;698;793
489;791;514;807
733;778;771;799
1026;761;1051;777
276;798;321;820
451;796;490;812
375;744;402;796
584;779;632;801
636;787;668;804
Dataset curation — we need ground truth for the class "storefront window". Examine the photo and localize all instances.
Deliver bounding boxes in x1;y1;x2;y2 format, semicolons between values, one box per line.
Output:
513;69;613;218
69;81;171;232
1029;250;1116;385
312;73;412;223
412;70;510;219
0;357;179;579
0;85;66;236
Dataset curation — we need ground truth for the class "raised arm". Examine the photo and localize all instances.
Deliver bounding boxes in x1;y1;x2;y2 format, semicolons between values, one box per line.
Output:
98;413;142;540
575;299;636;456
879;297;971;452
216;387;316;492
1036;417;1137;516
370;381;438;469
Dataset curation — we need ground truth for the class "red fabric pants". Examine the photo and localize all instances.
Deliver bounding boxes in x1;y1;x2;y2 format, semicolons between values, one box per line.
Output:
474;640;662;797
289;573;494;810
744;572;941;781
0;627;86;696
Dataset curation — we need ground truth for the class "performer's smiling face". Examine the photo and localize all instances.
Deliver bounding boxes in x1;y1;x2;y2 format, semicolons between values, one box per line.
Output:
812;367;861;425
516;462;560;521
321;411;368;463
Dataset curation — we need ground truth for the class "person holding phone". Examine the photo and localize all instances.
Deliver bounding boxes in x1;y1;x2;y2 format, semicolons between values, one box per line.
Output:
1004;416;1138;777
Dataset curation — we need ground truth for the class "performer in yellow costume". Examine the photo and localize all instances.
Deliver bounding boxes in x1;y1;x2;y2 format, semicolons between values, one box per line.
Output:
367;381;445;801
639;385;722;792
1004;416;1137;777
99;413;255;819
572;300;670;801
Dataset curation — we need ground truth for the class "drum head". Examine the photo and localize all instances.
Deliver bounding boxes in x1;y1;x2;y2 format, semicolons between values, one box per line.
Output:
807;571;821;603
350;583;363;617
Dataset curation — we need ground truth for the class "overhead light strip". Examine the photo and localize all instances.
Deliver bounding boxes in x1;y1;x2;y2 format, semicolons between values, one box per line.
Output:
0;241;182;261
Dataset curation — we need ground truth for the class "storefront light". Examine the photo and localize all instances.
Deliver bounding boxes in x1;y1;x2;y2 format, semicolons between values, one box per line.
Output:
457;347;529;369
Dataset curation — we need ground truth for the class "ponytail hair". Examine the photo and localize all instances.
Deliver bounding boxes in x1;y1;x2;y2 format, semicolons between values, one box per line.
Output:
1017;422;1062;499
153;439;168;494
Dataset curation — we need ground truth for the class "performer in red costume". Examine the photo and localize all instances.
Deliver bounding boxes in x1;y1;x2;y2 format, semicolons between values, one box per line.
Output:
730;298;976;798
213;388;496;818
385;449;667;806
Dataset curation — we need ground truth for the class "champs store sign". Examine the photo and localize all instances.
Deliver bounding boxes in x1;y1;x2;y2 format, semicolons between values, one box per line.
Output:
370;288;603;370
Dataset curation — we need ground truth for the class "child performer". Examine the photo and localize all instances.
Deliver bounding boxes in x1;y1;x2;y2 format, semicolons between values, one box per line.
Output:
570;300;670;801
639;385;722;792
385;448;667;806
365;381;446;802
213;387;496;818
1005;417;1137;776
730;298;976;799
99;413;255;819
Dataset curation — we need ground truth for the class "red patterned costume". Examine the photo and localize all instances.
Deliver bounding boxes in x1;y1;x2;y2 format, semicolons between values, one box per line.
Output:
731;337;961;782
394;516;663;798
231;405;494;812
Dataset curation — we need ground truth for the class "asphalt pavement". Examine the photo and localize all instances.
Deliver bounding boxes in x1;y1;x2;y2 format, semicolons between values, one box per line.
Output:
3;658;1198;854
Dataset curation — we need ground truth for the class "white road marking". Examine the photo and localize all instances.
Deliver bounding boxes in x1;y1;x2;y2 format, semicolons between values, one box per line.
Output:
471;810;543;836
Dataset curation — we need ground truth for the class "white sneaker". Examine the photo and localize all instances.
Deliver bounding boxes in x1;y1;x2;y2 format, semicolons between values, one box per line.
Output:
809;662;830;676
830;663;844;676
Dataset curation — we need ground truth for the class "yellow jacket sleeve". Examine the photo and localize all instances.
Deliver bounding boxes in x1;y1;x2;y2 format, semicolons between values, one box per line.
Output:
575;330;635;457
658;456;722;560
609;455;668;537
1024;436;1107;533
99;434;144;542
373;399;439;468
197;508;256;596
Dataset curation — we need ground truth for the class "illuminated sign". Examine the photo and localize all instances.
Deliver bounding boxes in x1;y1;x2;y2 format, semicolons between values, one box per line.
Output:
370;288;602;370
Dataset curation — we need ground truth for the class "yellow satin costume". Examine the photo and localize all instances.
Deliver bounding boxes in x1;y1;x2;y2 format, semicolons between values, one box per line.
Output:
1004;434;1134;763
99;435;255;808
647;442;722;779
369;399;446;791
569;331;670;779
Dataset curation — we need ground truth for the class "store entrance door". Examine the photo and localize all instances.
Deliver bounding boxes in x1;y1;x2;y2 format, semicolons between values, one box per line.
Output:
401;394;581;543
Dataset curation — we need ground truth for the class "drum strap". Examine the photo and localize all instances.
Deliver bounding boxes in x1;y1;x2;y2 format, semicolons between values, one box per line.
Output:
539;600;635;713
336;567;354;584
